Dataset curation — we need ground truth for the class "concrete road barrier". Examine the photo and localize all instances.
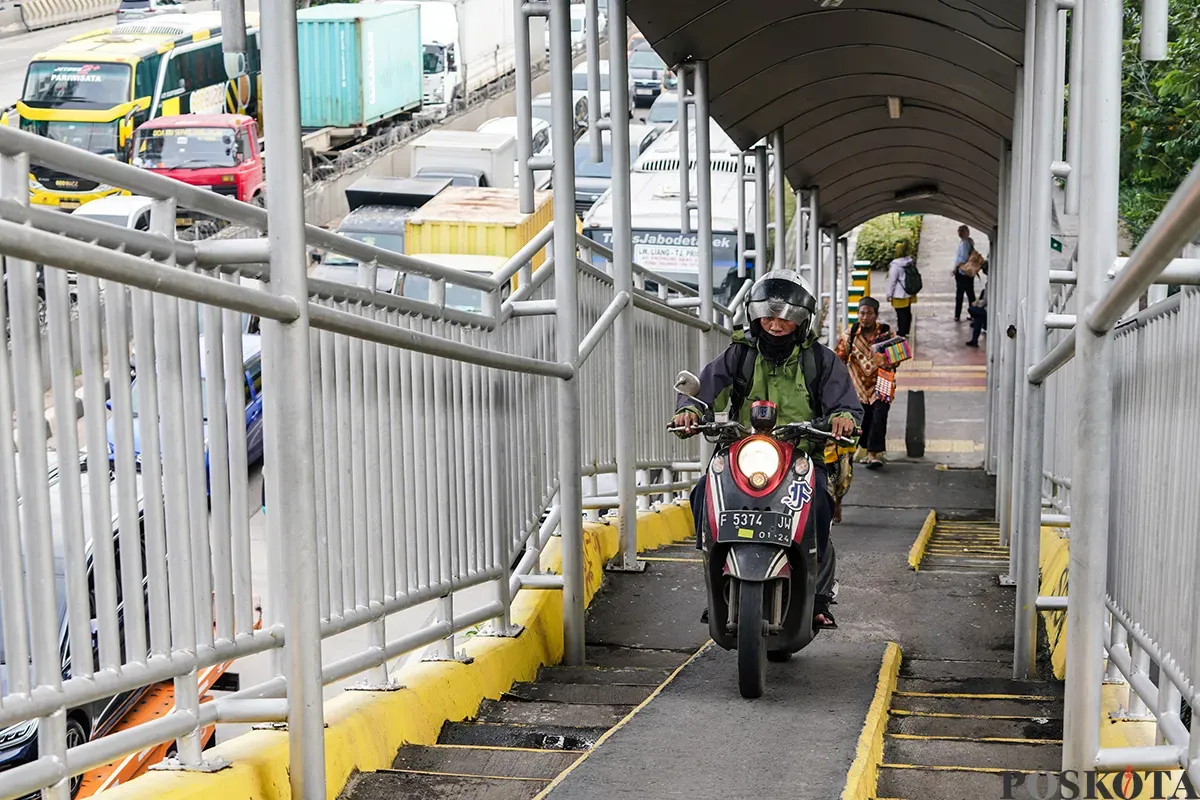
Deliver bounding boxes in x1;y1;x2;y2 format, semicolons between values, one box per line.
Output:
15;0;118;32
0;6;24;38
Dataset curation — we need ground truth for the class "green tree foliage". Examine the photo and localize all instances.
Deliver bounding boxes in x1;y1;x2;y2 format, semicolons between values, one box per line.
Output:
1119;2;1200;245
853;213;924;270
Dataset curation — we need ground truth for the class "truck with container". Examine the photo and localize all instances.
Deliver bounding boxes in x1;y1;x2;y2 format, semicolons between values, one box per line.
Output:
130;113;265;227
403;185;555;280
403;0;541;113
409;129;517;189
296;2;424;150
313;175;452;293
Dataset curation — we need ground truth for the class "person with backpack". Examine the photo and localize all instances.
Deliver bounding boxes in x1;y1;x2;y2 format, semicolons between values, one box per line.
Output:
885;240;920;336
670;269;863;629
834;297;893;470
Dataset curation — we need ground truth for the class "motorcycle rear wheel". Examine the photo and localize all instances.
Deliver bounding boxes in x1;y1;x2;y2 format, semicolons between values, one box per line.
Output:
737;580;766;698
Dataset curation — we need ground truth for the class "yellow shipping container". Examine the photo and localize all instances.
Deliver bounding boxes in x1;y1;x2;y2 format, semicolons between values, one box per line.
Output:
405;186;556;269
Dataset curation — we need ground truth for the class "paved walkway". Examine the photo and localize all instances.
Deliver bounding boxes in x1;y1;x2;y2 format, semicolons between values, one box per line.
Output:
873;215;992;469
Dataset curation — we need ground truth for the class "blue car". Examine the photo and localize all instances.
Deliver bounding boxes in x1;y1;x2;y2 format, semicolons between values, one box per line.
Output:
107;334;266;475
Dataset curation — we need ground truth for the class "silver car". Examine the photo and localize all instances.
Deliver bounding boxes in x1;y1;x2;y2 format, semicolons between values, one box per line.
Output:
116;0;188;23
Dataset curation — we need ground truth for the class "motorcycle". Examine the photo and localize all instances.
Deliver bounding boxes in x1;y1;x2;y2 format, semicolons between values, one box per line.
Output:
671;370;853;698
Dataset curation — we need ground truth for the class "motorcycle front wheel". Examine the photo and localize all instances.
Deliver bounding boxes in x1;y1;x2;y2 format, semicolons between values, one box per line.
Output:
737;580;766;698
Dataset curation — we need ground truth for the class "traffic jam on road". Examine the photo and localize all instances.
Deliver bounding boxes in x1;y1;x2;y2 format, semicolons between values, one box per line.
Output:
0;1;718;793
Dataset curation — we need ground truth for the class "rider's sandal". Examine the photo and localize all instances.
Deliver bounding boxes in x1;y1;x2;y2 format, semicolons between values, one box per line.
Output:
814;601;838;630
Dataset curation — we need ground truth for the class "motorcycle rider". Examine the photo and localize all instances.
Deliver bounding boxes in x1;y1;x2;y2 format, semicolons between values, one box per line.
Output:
671;269;863;629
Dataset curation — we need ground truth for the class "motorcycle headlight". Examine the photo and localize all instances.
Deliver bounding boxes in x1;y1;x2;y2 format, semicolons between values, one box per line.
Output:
737;438;781;488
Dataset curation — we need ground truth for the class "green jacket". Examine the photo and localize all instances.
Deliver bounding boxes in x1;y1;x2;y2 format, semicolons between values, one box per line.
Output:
676;329;863;455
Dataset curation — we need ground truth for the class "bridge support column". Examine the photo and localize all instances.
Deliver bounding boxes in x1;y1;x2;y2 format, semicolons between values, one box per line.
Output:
259;0;327;786
771;129;786;272
808;188;820;295
607;0;642;574
1013;0;1060;680
549;0;586;666
754;146;770;280
1062;0;1120;775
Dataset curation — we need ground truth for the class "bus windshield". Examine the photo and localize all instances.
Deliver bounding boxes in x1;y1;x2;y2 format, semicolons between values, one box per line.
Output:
23;62;132;108
22;119;119;155
132;127;239;169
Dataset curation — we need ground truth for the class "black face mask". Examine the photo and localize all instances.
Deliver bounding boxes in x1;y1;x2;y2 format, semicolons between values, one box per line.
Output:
757;329;798;363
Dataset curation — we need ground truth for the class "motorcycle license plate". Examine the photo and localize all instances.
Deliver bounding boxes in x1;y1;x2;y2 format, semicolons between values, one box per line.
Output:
716;511;793;545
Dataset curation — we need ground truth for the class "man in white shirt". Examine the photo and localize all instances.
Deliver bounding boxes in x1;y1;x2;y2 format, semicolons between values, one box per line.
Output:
952;225;977;321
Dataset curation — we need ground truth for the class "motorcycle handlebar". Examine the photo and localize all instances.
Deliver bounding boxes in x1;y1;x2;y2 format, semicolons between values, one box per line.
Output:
666;420;857;447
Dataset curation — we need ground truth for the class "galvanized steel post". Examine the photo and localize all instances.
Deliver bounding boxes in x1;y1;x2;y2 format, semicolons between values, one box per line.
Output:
771;129;786;271
737;151;749;279
808;187;820;292
1054;7;1068;164
678;73;692;235
1062;0;1120;774
550;0;586;665
514;0;536;213
585;0;602;163
695;61;713;347
260;0;326;787
1014;0;1059;680
795;189;805;277
2;150;70;799
997;142;1017;536
826;226;839;343
754;147;769;279
1065;1;1084;215
608;0;641;572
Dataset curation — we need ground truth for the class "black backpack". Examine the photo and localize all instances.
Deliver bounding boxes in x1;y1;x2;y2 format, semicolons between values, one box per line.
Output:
728;341;824;421
901;258;923;296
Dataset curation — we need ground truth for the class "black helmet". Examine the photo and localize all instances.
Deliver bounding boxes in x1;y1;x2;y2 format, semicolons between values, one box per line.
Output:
746;269;817;341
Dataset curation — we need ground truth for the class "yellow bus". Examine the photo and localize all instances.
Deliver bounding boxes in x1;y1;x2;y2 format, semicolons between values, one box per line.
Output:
17;11;262;209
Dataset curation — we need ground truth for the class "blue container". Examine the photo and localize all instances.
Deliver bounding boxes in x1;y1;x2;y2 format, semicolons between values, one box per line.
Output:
297;3;423;129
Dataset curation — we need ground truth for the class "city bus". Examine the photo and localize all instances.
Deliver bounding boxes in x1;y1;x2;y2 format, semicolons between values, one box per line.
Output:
18;11;262;209
580;121;763;307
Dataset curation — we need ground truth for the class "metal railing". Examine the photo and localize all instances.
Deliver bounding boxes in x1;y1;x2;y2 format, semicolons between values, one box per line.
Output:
991;0;1200;779
0;82;723;794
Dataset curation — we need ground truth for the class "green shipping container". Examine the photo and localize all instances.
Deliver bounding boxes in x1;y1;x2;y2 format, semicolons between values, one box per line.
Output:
296;3;423;129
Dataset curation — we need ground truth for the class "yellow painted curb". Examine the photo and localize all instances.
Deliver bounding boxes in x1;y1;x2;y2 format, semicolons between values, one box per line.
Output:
1037;524;1069;679
841;641;902;800
907;510;937;571
98;502;696;800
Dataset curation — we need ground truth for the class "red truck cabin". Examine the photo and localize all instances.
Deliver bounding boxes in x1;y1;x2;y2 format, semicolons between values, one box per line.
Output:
131;114;265;224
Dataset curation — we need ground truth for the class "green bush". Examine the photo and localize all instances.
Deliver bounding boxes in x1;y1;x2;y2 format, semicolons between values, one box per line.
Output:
854;213;924;270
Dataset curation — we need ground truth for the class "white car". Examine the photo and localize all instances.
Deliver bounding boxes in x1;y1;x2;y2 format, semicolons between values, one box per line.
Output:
477;116;553;188
73;195;154;230
571;61;634;121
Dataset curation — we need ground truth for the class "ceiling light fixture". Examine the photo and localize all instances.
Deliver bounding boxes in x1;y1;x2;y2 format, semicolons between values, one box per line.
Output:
887;96;902;119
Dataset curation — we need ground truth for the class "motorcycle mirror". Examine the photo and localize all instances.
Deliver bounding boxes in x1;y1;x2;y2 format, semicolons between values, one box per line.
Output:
749;400;777;432
673;370;708;410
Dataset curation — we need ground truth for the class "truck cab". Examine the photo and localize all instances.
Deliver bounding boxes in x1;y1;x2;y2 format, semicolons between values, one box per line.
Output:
314;176;452;293
130;114;265;226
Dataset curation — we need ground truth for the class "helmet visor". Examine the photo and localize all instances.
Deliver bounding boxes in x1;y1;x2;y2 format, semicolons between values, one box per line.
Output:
747;298;813;327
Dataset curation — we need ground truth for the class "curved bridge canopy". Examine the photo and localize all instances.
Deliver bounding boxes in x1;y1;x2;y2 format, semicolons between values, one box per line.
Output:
627;0;1025;231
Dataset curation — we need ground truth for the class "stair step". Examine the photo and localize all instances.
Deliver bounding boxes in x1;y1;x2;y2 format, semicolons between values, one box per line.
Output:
503;682;654;705
891;694;1061;719
391;745;579;779
877;764;1058;800
341;770;548;800
884;737;1062;771
584;644;690;669
536;665;673;686
887;712;1063;741
900;659;1014;681
474;700;633;728
896;677;1063;698
438;722;608;751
